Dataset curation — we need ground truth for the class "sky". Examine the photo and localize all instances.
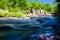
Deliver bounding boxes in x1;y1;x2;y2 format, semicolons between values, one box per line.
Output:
28;0;55;5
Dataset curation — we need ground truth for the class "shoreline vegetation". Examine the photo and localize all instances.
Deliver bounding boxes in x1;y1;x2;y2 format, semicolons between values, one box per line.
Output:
0;0;56;18
0;9;52;18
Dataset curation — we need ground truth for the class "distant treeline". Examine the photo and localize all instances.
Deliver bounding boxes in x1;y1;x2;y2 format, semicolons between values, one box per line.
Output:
0;0;56;12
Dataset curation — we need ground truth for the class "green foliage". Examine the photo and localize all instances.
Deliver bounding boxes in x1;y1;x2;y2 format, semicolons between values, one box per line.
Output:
0;0;56;17
0;0;55;12
53;0;60;17
0;0;8;9
0;12;7;17
44;4;55;12
0;0;28;10
0;12;26;17
27;2;55;12
55;0;60;12
28;2;42;9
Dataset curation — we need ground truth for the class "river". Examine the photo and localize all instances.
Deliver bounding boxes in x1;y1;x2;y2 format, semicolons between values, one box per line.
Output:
0;16;57;40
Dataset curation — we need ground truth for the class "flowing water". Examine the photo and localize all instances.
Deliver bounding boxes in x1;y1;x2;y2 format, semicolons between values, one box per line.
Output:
0;16;59;40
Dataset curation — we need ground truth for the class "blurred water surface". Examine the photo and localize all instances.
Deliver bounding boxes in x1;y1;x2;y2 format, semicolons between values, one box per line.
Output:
0;16;59;40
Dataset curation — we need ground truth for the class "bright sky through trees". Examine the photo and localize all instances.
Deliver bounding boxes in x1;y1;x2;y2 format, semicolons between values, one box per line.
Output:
28;0;55;5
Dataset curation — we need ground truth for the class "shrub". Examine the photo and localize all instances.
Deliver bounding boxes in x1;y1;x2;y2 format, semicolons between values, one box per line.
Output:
0;12;26;17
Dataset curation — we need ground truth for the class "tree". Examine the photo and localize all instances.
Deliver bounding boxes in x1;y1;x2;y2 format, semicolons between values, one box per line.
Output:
0;0;55;12
0;0;28;11
0;0;8;9
44;4;54;12
54;0;60;17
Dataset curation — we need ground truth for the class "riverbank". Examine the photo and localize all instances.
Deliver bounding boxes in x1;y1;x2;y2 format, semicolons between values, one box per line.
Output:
0;15;52;20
